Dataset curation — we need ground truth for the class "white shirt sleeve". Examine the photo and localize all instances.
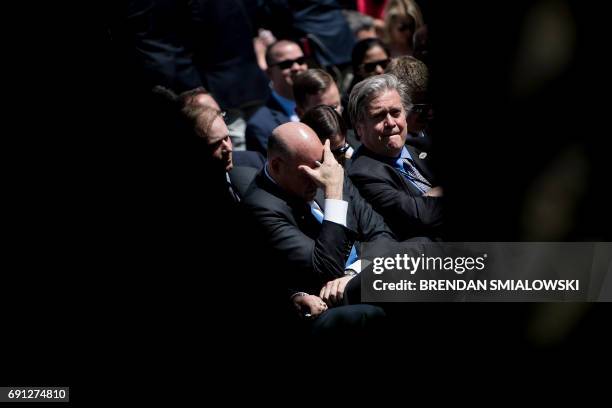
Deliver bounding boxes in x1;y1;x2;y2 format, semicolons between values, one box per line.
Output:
322;199;348;227
345;259;371;275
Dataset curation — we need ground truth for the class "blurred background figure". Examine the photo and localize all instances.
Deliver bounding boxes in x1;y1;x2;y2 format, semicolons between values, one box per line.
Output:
383;0;425;57
354;0;389;38
257;0;355;73
343;9;379;41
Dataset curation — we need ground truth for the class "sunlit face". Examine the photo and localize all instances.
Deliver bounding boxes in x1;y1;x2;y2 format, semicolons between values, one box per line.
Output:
359;45;390;78
356;89;407;157
204;116;233;172
267;43;308;98
302;83;342;115
390;15;416;52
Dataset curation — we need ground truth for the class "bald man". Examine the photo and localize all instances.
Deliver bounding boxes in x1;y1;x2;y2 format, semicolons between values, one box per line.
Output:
242;122;392;331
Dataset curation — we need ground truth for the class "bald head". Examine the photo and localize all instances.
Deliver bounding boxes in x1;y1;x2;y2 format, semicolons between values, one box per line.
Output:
269;122;322;161
267;122;323;201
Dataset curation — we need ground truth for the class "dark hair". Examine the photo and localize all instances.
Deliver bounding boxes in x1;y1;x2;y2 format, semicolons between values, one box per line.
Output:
293;69;335;109
351;38;391;75
385;56;429;102
301;104;347;143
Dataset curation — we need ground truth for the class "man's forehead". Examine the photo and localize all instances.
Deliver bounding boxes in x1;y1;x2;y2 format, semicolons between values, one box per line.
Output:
273;43;302;58
368;90;402;110
205;117;229;144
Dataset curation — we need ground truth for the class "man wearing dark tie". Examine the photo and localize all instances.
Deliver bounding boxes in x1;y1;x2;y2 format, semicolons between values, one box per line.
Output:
347;74;444;240
242;122;390;335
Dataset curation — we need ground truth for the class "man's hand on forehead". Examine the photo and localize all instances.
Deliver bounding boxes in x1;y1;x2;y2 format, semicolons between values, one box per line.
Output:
298;140;344;200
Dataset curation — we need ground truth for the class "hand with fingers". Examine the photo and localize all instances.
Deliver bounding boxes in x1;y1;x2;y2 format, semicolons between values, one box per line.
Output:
293;293;328;319
320;275;354;307
298;139;345;200
424;186;443;197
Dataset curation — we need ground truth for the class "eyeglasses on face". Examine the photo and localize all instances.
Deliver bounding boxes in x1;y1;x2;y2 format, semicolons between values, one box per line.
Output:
361;59;390;73
270;56;307;70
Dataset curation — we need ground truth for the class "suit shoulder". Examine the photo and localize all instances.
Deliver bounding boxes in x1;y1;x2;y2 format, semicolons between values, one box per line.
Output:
348;153;390;177
233;151;265;169
247;105;275;127
243;175;282;210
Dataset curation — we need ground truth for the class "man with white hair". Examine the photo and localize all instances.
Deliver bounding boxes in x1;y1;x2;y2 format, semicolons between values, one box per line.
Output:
347;74;444;240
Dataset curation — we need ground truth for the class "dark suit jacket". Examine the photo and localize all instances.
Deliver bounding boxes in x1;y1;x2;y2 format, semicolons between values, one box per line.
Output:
245;95;291;155
113;0;202;93
257;0;354;67
233;151;265;170
348;145;444;241
188;0;270;110
229;166;258;198
242;170;394;296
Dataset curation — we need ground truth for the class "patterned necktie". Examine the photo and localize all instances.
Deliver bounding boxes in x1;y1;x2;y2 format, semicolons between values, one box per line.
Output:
402;158;432;194
310;203;359;268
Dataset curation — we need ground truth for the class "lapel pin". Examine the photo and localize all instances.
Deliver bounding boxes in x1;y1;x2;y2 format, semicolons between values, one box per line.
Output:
419;152;428;160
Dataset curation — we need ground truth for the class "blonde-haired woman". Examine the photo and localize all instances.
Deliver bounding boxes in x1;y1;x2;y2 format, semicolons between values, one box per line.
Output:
383;0;425;57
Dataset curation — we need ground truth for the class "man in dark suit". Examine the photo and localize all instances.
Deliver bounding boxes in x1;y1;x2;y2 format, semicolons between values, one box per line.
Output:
347;74;443;240
245;40;308;155
242;122;390;335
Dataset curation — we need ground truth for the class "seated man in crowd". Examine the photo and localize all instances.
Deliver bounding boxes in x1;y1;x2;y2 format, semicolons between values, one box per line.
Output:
347;74;444;240
242;122;390;335
293;69;355;164
180;87;265;171
245;40;308;155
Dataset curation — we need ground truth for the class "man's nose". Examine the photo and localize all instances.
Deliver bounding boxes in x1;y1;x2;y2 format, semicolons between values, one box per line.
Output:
383;113;397;128
223;137;233;151
375;65;384;75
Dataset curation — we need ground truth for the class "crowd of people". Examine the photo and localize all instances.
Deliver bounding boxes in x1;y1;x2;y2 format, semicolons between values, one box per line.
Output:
107;0;448;338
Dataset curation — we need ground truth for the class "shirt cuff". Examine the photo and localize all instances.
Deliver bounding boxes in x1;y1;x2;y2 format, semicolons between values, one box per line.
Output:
345;259;362;274
323;199;348;227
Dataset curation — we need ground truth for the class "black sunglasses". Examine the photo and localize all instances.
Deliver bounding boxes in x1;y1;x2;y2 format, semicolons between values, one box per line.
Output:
361;59;390;73
270;56;307;70
332;143;350;156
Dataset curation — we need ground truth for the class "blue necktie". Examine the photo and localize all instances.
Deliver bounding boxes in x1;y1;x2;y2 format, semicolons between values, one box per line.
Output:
397;157;432;194
310;204;359;268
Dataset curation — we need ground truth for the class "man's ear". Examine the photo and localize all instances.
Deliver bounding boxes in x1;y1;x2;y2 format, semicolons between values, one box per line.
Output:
269;156;281;174
354;122;364;142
